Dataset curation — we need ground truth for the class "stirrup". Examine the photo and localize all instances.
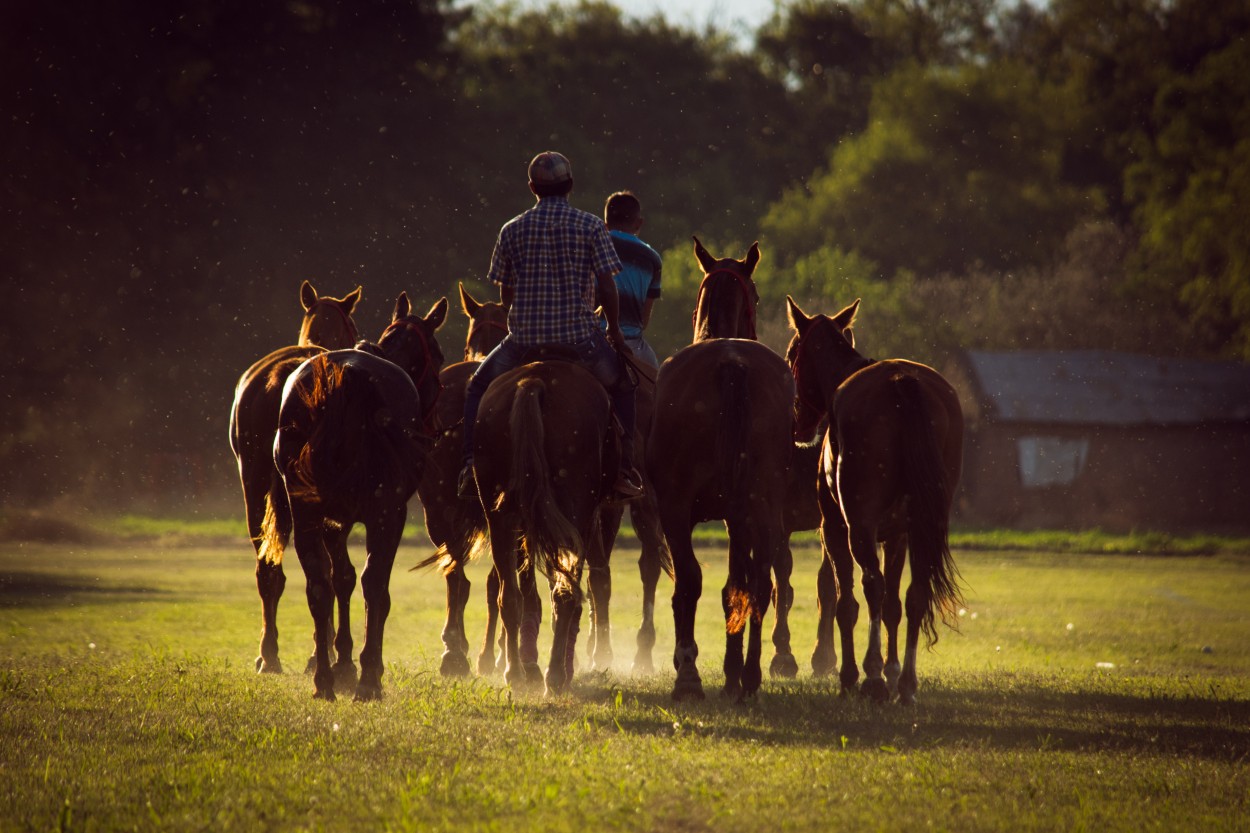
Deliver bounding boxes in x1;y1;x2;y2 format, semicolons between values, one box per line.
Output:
456;464;477;500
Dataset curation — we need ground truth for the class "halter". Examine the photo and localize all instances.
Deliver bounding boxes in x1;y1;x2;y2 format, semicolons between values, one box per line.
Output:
692;269;757;339
381;317;443;434
465;318;510;360
304;299;359;345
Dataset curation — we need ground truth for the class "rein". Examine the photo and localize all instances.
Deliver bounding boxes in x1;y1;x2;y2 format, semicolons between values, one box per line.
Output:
381;318;444;435
692;269;757;340
304;299;359;345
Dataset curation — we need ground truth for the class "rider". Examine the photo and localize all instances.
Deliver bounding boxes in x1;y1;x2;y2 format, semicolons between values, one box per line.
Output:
456;151;645;502
604;190;663;368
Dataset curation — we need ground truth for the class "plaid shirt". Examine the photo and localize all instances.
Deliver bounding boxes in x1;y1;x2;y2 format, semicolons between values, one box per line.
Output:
487;196;622;346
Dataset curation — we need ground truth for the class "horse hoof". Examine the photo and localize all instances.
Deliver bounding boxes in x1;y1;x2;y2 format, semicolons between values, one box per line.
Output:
523;663;545;688
476;652;499;677
631;654;654;676
810;648;836;677
313;687;336;702
720;680;742;700
333;661;358;689
897;690;916;706
861;678;890;703
440;651;472;678
672;683;706;702
256;656;284;674
769;653;799;679
304;655;318;675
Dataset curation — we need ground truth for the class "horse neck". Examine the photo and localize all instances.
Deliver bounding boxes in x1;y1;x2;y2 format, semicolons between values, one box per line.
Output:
299;304;357;349
692;282;754;342
821;341;873;400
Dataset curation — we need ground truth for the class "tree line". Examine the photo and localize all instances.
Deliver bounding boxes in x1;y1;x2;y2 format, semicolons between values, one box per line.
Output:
2;0;1247;509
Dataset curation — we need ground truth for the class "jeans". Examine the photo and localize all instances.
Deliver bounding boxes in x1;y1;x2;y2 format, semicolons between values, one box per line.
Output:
624;335;659;369
461;330;637;470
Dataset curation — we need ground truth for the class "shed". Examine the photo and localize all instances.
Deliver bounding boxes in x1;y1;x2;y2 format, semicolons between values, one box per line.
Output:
943;350;1250;533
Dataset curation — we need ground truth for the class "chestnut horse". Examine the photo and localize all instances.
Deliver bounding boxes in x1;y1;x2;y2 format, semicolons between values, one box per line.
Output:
647;239;795;700
273;293;447;700
786;297;964;704
473;359;619;695
229;280;361;674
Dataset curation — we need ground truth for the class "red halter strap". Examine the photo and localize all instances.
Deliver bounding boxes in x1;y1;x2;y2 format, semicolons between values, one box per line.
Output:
381;318;443;434
692;269;758;339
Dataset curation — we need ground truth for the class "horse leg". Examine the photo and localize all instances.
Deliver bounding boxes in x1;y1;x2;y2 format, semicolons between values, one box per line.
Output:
850;524;889;703
744;511;784;698
545;578;583;697
768;537;798;679
720;518;751;700
355;511;403;702
246;470;287;674
476;567;501;675
882;534;907;698
327;526;358;690
809;553;836;676
518;554;545;687
898;552;928;706
630;496;666;675
290;508;336;701
439;561;473;677
664;509;704;701
585;507;615;672
486;515;527;689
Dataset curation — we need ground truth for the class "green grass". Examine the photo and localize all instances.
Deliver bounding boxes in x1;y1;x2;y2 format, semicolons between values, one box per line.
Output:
2;531;1248;832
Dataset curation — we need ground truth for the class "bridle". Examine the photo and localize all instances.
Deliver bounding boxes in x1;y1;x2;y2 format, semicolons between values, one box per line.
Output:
788;321;874;441
465;318;509;360
380;317;443;434
692;269;758;340
304;299;359;345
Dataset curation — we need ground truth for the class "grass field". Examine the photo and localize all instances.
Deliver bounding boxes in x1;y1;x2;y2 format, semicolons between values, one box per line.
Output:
1;524;1248;832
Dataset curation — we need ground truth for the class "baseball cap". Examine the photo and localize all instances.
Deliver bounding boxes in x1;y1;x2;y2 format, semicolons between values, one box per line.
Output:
528;151;573;185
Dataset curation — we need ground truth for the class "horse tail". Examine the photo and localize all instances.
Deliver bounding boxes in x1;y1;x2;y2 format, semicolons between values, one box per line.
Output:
256;482;291;566
502;377;583;596
895;374;963;646
716;359;755;630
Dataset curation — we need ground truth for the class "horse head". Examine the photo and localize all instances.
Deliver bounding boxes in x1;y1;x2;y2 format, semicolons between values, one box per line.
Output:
459;282;509;361
298;280;362;349
691;236;761;342
785;296;864;443
378;292;449;431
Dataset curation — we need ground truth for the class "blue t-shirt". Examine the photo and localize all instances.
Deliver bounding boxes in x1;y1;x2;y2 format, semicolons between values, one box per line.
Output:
608;230;663;338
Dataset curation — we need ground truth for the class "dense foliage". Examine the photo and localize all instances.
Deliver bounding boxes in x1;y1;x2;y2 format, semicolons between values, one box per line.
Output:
3;0;1247;508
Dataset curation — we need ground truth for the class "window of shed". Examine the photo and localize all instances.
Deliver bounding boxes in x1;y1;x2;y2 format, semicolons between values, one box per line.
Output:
1017;436;1089;488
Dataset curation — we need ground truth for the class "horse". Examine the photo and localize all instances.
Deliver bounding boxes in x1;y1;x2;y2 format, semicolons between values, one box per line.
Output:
681;236;812;680
472;357;619;695
228;280;362;674
646;238;796;701
272;292;448;701
414;283;511;677
785;296;964;704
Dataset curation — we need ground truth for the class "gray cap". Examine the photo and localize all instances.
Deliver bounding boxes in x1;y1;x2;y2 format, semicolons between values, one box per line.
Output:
527;151;573;185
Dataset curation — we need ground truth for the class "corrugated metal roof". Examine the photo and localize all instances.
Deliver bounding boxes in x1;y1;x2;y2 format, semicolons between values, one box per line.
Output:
964;350;1250;425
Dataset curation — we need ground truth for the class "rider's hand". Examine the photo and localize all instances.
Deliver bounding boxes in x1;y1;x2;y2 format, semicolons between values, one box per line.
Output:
607;325;634;357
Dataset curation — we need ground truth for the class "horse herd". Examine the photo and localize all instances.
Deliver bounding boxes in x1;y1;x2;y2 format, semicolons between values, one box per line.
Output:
228;239;965;706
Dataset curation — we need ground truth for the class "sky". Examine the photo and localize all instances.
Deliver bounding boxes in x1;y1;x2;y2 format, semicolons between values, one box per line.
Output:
461;0;779;42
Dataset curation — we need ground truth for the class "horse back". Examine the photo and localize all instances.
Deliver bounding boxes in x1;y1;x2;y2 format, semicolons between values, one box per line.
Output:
230;344;325;458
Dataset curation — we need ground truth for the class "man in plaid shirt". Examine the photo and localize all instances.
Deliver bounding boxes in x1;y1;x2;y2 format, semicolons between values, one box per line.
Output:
457;151;644;502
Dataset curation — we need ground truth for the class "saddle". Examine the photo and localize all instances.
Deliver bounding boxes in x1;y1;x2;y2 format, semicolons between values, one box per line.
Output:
518;343;580;364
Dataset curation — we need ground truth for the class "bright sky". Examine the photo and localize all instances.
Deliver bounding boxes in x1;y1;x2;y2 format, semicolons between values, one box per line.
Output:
463;0;780;42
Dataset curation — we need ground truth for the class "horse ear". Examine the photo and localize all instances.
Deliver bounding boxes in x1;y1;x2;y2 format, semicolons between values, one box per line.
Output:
786;295;812;332
459;282;481;318
393;291;411;322
744;242;760;274
300;280;318;311
426;297;449;331
692;235;716;273
831;298;860;331
343;286;362;313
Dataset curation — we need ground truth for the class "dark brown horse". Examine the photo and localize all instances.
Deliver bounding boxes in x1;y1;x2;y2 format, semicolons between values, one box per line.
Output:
229;280;361;674
785;297;964;704
682;236;812;680
272;293;447;700
473;359;618;695
647;239;795;700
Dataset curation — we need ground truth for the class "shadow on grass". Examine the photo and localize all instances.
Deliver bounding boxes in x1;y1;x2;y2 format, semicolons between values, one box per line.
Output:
0;572;168;607
562;671;1250;764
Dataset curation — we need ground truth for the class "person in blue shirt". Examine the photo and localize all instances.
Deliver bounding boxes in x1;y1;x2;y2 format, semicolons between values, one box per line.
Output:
603;191;663;368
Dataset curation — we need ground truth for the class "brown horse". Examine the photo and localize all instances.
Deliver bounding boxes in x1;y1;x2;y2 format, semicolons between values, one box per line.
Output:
473;359;618;695
229;280;361;674
415;283;512;677
647;239;795;700
785;297;964;704
273;292;448;701
682;236;811;680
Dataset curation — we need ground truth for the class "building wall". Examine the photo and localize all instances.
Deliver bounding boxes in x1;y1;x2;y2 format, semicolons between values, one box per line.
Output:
955;422;1250;533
